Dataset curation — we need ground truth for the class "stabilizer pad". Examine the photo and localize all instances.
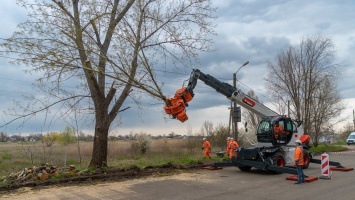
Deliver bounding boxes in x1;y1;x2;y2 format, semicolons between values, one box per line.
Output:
330;167;354;172
286;175;318;183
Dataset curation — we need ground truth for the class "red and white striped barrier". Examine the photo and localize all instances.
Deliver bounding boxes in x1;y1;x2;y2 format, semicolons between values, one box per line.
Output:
320;153;331;179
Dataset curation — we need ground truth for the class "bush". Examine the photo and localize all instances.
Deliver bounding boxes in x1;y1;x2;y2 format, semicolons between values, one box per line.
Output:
130;133;151;154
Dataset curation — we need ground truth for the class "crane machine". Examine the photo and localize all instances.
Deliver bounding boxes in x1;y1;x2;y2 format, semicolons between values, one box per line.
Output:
164;69;344;174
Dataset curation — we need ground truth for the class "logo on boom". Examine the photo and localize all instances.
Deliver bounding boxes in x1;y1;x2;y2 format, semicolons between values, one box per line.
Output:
242;97;255;107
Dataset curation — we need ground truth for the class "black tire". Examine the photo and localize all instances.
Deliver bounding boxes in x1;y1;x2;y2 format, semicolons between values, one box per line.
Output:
271;152;285;174
238;165;252;171
271;152;285;167
303;151;310;169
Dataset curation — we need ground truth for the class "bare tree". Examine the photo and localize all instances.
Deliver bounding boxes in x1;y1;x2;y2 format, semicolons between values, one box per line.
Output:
266;34;344;146
21;141;40;164
211;123;229;151
0;132;8;142
0;0;215;167
130;132;151;154
339;122;354;142
63;108;85;166
42;132;60;148
41;132;59;163
309;77;344;146
201;121;214;137
185;125;199;154
343;122;355;133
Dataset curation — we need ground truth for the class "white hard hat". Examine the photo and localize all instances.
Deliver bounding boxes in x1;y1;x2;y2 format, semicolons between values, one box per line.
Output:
295;139;302;144
230;137;234;140
203;138;206;140
227;137;230;140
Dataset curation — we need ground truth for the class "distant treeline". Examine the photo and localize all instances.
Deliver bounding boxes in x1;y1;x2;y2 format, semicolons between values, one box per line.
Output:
0;131;193;142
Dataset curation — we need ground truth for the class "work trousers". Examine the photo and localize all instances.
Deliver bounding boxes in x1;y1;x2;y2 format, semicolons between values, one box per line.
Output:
296;165;305;183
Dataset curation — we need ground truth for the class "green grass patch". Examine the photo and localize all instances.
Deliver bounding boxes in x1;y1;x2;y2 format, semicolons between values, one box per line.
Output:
1;154;11;161
309;144;347;154
334;141;347;145
108;150;210;169
178;156;203;164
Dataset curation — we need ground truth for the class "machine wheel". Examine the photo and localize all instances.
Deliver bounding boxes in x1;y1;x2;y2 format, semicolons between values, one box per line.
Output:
271;152;285;167
303;152;310;169
271;152;285;174
238;165;252;171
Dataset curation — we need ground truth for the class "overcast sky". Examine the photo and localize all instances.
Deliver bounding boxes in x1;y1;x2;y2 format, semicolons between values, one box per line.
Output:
1;0;355;136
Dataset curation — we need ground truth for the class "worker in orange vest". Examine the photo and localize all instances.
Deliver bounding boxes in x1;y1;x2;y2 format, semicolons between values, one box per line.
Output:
228;138;239;159
202;138;211;159
226;137;231;157
273;121;284;140
294;139;305;184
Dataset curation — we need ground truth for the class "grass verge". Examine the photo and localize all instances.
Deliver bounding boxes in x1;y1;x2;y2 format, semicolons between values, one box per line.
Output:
309;143;348;154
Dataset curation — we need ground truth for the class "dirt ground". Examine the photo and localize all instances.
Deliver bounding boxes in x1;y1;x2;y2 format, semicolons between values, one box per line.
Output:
0;161;214;196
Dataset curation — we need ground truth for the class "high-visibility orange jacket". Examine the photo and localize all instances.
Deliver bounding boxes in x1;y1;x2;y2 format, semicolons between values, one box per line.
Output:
226;140;231;153
202;140;211;158
229;140;239;150
203;140;211;150
294;146;304;166
274;125;283;133
228;140;239;158
273;125;284;139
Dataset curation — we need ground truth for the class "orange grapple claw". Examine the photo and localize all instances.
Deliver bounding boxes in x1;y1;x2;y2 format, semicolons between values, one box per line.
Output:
164;87;193;122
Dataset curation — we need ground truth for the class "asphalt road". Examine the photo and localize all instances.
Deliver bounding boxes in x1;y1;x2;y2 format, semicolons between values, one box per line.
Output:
2;149;355;200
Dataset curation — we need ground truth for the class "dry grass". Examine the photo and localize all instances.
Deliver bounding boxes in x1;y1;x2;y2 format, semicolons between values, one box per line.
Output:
0;138;207;177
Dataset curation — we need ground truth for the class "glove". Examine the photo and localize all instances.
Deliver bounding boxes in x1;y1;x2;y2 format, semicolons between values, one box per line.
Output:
201;148;204;150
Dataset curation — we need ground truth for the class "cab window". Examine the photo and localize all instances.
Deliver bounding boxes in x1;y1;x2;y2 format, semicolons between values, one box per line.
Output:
292;122;298;133
285;121;293;132
257;121;271;134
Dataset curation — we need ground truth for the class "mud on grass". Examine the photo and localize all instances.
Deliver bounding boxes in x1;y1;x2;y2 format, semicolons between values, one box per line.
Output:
0;160;214;194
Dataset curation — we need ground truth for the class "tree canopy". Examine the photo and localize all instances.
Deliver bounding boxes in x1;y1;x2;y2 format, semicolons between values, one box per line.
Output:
0;0;216;167
266;34;345;145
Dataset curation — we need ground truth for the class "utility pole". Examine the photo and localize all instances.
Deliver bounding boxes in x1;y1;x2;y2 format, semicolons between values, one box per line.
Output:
233;61;249;140
228;102;232;137
233;73;239;140
353;109;355;131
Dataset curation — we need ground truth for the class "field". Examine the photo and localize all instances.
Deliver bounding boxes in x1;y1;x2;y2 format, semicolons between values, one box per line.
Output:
1;137;348;180
0;138;211;177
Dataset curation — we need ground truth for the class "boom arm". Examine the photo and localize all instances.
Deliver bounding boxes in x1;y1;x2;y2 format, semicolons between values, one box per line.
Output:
164;69;279;122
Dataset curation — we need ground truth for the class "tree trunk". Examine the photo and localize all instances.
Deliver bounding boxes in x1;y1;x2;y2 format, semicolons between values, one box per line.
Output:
89;126;109;168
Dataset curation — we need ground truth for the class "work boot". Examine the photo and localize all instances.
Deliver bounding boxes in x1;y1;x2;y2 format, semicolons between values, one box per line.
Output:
294;182;301;184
